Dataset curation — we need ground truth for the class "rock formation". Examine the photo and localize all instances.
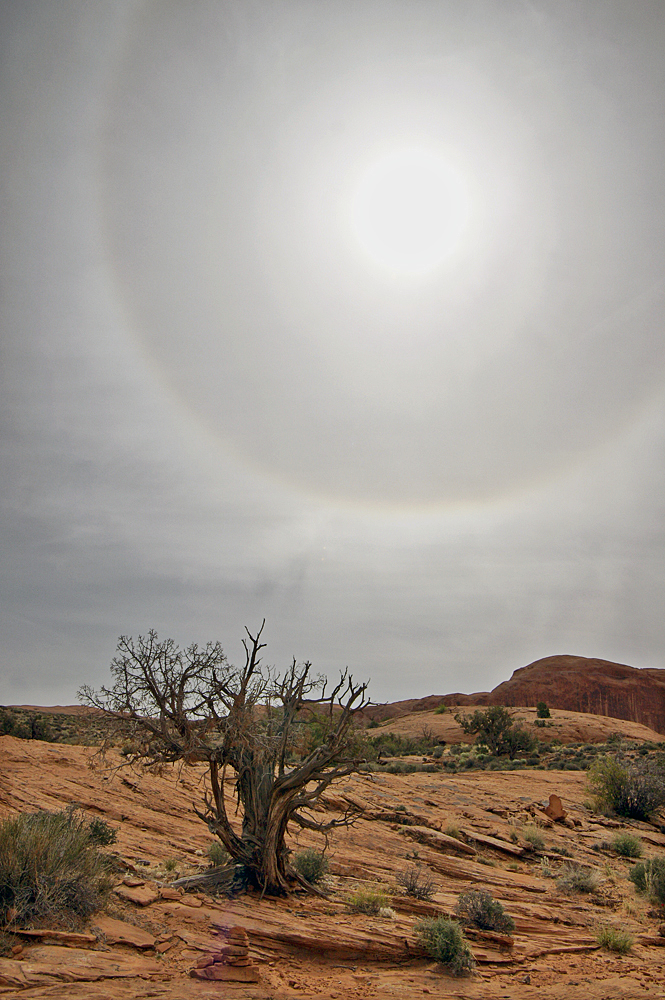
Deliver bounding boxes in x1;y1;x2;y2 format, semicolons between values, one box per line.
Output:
484;656;665;735
370;656;665;735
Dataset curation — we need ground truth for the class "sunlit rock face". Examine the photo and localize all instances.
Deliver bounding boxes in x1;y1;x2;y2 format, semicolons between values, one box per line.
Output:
486;656;665;736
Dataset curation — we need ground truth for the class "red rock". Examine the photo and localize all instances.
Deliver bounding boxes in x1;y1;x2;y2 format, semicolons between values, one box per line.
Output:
14;929;97;947
114;884;160;906
94;915;156;950
190;964;260;982
486;656;665;735
158;886;181;900
220;944;249;957
195;955;214;968
543;794;567;822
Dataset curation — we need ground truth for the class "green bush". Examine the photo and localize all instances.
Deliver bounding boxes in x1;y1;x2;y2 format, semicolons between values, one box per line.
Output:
416;917;475;976
628;856;665;905
596;925;633;953
207;842;230;867
536;702;551;719
454;707;514;756
455;889;515;934
556;863;600;894
347;888;389;915
434;705;447;714
588;755;665;820
522;825;545;851
0;808;113;927
611;833;643;858
87;817;118;847
293;848;329;884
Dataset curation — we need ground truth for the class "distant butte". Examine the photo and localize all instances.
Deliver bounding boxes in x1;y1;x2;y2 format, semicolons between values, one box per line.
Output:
367;655;665;736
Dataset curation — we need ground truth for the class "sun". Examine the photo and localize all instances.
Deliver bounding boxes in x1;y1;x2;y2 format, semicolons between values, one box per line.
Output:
351;148;470;275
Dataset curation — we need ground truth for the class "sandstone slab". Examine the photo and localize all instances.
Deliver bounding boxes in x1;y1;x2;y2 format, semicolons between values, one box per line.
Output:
94;915;156;950
113;883;160;906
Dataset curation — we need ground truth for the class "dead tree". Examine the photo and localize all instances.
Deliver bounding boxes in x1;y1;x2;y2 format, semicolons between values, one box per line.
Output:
79;622;369;895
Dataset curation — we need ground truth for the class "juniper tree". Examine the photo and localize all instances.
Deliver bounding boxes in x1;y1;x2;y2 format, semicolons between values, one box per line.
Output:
80;622;369;895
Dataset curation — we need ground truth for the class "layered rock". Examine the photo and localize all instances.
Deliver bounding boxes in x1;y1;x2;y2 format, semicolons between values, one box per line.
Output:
485;656;665;735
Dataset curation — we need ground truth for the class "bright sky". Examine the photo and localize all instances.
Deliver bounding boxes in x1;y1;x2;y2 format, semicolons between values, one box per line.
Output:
1;1;664;704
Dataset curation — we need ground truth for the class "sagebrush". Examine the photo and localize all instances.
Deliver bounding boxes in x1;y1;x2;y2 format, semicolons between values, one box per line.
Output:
293;848;329;884
628;856;665;906
347;888;389;915
455;889;515;934
588;755;665;820
556;863;600;894
416;917;475;975
0;808;113;927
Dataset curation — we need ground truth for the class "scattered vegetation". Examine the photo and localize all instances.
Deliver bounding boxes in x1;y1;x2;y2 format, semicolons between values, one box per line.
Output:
628;856;665;906
0;808;113;927
347;888;390;915
596;925;634;953
536;701;551;718
556;863;600;894
207;842;230;867
416;917;475;976
395;864;436;900
522;825;545;851
444;823;463;841
86;817;118;847
455;889;515;934
434;704;447;714
293;848;329;884
588;754;665;820
611;832;643;858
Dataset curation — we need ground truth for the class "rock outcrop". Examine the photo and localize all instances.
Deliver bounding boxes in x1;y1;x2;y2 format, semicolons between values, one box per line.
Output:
484;656;665;735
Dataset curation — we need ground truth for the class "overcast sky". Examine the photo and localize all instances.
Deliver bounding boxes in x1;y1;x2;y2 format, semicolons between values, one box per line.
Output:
1;1;664;706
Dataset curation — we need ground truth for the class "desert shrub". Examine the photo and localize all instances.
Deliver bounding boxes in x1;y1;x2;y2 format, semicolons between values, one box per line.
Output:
588;755;665;820
395;864;436;900
434;704;447;714
207;842;230;867
293;848;329;884
611;833;643;858
596;925;634;953
378;905;397;919
0;808;112;927
444;823;462;840
536;702;551;719
455;889;515;934
455;889;515;933
556;863;600;894
347;888;389;915
628;856;665;905
522;825;545;851
87;817;118;847
162;857;179;872
416;917;475;976
367;718;380;728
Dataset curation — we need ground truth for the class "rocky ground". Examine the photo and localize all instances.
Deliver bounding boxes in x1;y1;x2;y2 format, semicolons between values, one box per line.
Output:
1;707;664;999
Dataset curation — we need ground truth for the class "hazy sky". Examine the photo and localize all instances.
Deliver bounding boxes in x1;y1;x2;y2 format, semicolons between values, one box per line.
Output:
2;1;664;705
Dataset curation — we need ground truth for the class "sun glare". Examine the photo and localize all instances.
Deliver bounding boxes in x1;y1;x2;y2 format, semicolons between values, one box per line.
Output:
351;148;470;275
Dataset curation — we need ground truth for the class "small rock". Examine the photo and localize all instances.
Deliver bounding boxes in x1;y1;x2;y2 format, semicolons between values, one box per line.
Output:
543;794;567;822
114;883;160;906
11;945;23;956
158;887;182;900
178;894;203;907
